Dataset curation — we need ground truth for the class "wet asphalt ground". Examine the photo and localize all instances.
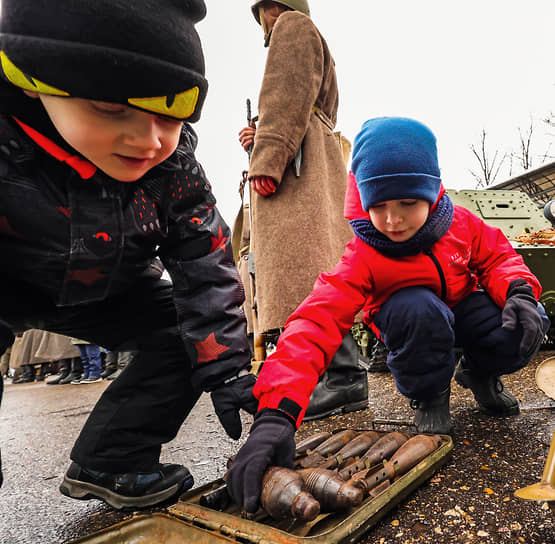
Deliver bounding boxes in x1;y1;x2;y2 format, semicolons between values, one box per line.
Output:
0;352;553;544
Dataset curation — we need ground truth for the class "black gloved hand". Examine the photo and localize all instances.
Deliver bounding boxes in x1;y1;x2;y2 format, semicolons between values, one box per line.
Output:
226;408;296;514
502;279;545;360
211;373;258;440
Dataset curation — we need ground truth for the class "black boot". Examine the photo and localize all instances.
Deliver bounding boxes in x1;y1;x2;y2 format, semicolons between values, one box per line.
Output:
47;359;72;385
101;351;118;379
60;461;193;510
106;351;135;381
367;338;390;373
454;358;519;416
59;357;83;384
410;388;453;435
12;364;35;384
36;362;50;381
304;332;368;421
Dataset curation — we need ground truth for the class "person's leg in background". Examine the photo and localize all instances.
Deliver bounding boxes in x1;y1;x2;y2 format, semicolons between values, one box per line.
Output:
46;358;72;385
72;345;90;384
106;351;136;381
60;357;83;384
12;364;35;384
101;351;118;379
80;345;103;383
304;330;368;420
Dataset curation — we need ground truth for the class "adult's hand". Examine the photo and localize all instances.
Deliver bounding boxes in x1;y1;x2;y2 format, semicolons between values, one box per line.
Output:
210;373;258;440
238;121;256;152
226;409;296;513
251;175;277;197
502;279;545;360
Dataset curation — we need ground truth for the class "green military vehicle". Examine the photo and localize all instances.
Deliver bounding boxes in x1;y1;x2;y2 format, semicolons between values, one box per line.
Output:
446;184;555;343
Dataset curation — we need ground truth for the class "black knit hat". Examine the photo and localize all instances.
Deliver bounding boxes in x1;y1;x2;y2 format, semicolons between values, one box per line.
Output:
0;0;208;121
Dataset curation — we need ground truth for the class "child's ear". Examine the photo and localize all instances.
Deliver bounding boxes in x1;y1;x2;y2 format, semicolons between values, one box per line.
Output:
23;90;39;99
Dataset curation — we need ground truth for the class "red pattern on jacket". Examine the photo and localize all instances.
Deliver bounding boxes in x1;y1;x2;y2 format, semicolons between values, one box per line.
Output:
254;173;541;427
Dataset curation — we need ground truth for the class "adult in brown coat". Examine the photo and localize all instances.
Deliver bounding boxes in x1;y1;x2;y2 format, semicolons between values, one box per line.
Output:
239;0;368;419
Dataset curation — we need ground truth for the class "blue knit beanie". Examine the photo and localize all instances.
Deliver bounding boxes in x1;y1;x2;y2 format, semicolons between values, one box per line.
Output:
351;117;442;210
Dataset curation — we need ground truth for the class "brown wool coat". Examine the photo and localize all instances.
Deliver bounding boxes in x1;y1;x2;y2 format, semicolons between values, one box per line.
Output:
248;11;352;333
9;330;79;369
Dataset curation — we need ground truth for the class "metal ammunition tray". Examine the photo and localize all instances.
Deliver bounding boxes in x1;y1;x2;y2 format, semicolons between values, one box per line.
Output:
70;431;453;544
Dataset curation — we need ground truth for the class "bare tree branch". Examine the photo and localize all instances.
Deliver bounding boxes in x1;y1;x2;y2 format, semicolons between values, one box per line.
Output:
469;129;507;188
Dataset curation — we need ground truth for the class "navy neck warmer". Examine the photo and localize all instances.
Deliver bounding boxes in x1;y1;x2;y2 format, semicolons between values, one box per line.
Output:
350;193;454;257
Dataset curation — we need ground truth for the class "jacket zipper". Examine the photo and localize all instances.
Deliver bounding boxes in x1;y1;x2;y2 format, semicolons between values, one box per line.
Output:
424;249;447;300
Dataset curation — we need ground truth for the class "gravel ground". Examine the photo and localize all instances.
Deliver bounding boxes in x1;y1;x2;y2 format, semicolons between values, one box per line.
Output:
302;350;555;544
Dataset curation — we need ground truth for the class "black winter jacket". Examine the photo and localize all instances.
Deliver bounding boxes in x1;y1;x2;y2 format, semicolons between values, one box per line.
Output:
0;115;250;390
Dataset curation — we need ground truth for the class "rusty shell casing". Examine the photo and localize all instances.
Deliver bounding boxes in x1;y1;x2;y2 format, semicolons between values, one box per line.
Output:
299;468;364;511
360;434;443;494
313;430;359;457
345;464;384;487
338;432;409;479
357;463;394;493
319;431;382;470
387;434;443;476
296;450;327;469
295;431;332;457
260;467;320;521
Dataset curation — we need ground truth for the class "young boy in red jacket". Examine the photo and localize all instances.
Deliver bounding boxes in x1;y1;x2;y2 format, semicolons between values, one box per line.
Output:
0;0;257;507
226;116;550;514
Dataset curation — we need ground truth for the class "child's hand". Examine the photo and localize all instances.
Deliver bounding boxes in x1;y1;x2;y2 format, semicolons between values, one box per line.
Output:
238;121;256;152
251;175;277;196
210;373;258;440
501;280;545;360
226;409;296;514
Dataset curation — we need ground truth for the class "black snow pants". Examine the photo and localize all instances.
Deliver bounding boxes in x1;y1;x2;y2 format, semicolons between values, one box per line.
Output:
0;274;200;473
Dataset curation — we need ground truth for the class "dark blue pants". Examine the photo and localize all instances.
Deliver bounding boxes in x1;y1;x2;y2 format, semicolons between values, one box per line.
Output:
374;287;550;401
77;344;103;378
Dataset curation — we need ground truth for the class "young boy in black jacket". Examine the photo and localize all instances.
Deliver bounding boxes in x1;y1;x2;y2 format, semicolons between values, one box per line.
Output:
0;0;257;509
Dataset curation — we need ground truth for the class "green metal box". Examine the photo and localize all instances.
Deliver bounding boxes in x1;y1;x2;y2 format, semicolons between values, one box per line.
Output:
69;431;453;544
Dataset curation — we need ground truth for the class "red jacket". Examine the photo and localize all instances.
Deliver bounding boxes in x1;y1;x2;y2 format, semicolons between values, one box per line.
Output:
253;172;541;427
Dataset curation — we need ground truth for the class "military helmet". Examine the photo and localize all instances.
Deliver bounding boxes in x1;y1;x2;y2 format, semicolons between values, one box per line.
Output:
251;0;310;24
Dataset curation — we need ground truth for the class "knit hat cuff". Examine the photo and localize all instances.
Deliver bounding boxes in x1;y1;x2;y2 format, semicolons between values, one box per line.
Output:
1;35;207;121
358;173;441;210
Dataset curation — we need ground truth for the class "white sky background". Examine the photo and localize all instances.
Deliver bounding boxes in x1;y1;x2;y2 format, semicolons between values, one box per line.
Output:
195;1;554;227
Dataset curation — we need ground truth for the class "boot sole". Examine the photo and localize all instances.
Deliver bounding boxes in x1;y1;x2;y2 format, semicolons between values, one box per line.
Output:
303;399;369;421
59;474;193;511
455;372;520;417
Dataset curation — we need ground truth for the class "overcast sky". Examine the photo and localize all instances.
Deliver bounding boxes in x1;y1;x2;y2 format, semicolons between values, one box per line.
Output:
195;1;554;227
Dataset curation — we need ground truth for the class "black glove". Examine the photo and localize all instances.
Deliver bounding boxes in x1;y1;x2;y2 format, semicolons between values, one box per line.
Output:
211;373;258;440
226;408;296;513
502;280;545;360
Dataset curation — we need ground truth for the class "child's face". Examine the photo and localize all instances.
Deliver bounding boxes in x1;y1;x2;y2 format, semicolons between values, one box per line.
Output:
368;199;430;242
29;93;183;182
